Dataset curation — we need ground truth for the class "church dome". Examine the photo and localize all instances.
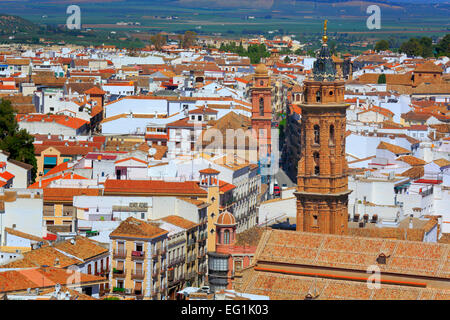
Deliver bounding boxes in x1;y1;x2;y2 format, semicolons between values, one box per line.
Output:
254;63;268;76
216;211;236;226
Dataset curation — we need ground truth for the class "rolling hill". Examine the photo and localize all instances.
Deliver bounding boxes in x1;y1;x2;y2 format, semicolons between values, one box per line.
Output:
0;14;39;34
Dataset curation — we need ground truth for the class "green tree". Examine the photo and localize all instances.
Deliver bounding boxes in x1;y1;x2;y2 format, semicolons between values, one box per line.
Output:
150;33;166;51
400;38;423;57
419;37;433;58
0;99;37;182
181;31;197;49
374;40;389;52
377;73;386;84
436;34;450;57
284;56;291;63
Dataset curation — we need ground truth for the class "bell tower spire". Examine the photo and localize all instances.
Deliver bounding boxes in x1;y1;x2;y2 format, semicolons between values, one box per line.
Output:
322;19;328;44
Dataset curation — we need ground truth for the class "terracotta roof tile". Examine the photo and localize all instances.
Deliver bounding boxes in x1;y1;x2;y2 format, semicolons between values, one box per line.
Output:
377;141;410;155
104;179;207;196
0;246;80;269
397;155;426;166
110;217;168;239
160;215;198;230
53;236;108;261
253;229;450;280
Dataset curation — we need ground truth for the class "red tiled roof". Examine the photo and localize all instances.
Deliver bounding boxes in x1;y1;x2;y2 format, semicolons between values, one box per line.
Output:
42;161;71;178
0;171;14;181
110;217;168;239
252;229;450;280
29;172;87;189
17;114;88;130
115;157;148;165
84;86;106;95
199;168;220;175
0;267;106;293
104;179;207;196
377;141;410;155
42;188;101;202
219;180;236;193
160;215;198;230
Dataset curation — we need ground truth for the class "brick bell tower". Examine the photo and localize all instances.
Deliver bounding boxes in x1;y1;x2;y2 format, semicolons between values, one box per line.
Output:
295;20;351;235
251;64;272;156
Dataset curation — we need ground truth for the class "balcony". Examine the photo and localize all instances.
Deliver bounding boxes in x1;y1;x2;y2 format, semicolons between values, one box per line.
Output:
112;268;126;279
151;288;160;297
152;269;159;278
187;254;198;264
168;278;180;287
134;291;144;300
131;250;145;261
131;269;145;280
152;249;160;258
169;255;185;267
187;239;196;247
113;249;127;259
95;268;110;277
160;248;167;256
112;287;126;294
160;264;167;273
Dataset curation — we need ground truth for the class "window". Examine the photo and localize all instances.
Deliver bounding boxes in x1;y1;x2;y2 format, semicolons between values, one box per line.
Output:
313;215;318;227
223;230;230;244
329;125;335;144
316;91;321;102
313;152;320;175
141;212;145;219
314;125;320;144
259;97;264;116
88;264;92;274
209;257;228;271
234;260;242;273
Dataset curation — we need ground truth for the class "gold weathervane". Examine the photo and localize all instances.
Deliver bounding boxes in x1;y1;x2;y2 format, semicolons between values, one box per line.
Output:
322;20;328;44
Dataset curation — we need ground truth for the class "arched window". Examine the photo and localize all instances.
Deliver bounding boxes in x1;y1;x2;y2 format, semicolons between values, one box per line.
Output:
314;125;320;144
223;230;230;244
259;97;264;116
329;124;335;144
313;152;320;175
260;80;264;86
313;215;318;227
316;90;321;102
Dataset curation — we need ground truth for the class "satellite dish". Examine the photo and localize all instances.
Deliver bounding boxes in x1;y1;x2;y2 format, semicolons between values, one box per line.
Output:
149;148;157;156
